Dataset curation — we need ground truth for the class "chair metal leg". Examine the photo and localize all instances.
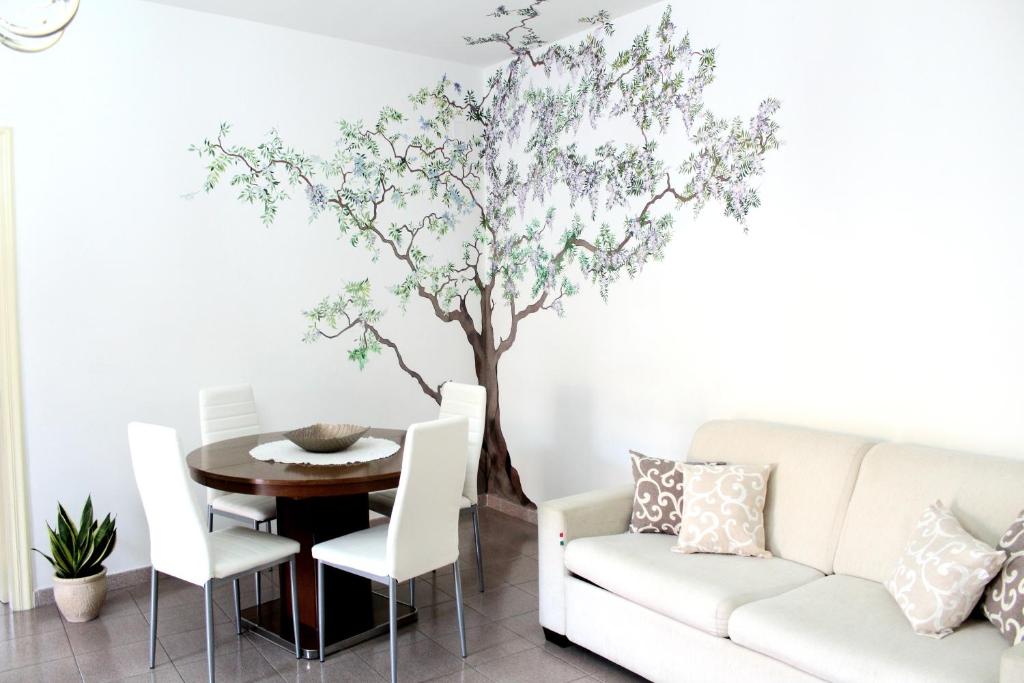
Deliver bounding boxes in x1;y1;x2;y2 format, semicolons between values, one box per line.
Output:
207;505;213;533
252;520;262;607
409;577;416;608
231;579;241;635
148;568;158;669
452;561;467;658
317;561;325;663
388;578;399;683
267;521;275;574
289;558;300;659
471;505;485;592
204;580;216;683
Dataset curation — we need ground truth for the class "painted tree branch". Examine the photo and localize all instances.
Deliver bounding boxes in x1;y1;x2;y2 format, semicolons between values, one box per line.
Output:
366;325;443;404
304;282;443;403
194;3;781;504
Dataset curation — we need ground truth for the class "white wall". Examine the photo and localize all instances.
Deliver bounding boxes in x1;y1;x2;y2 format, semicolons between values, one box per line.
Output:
0;1;478;589
5;0;1024;589
500;0;1024;502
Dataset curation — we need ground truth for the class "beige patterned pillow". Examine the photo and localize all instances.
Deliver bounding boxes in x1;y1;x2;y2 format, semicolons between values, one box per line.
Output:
983;510;1024;645
628;451;685;534
672;463;772;558
885;502;1006;639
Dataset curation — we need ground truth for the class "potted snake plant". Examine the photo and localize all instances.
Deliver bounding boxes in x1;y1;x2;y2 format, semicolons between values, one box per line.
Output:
33;496;117;622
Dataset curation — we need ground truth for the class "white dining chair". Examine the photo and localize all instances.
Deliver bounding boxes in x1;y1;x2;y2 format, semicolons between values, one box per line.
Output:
199;384;277;605
368;382;487;594
313;416;470;683
128;422;301;683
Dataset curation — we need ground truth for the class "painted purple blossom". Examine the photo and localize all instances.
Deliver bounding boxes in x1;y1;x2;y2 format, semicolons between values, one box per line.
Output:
194;2;780;504
305;183;329;217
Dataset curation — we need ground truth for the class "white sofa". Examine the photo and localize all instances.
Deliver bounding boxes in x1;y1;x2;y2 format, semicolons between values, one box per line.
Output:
538;420;1024;683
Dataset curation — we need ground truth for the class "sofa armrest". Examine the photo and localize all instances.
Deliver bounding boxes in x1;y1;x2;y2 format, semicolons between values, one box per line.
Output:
537;485;634;635
1002;643;1024;683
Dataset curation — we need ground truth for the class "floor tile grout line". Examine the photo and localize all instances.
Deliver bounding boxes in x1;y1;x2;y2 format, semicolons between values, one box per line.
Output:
125;576;240;682
166;631;188;683
0;656;79;680
10;520;538;680
74;638;85;682
309;549;538;675
0;650;81;680
57;610;86;683
400;566;540;678
543;646;600;679
246;627;284;682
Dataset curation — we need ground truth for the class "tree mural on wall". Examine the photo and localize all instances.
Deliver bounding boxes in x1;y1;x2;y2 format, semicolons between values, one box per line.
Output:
193;2;780;506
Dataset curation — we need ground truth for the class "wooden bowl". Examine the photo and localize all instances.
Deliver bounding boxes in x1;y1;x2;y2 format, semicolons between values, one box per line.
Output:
283;423;370;453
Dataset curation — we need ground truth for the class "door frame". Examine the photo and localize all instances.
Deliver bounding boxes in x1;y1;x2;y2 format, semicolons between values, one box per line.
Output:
0;127;33;610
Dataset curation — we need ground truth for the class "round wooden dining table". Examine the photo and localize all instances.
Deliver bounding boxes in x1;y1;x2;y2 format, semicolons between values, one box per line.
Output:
185;427;413;659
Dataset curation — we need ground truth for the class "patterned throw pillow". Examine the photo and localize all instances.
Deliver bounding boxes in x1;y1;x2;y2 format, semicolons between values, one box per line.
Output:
983;510;1024;645
628;451;685;534
672;463;772;558
885;502;1006;639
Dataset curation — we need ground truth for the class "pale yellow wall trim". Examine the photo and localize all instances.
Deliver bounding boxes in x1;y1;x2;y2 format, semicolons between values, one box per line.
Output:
0;128;33;610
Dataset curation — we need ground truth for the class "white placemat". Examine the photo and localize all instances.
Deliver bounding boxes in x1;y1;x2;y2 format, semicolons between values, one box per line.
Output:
249;436;400;465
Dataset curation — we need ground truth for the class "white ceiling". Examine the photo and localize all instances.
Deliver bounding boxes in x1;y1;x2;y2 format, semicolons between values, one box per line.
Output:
140;0;664;66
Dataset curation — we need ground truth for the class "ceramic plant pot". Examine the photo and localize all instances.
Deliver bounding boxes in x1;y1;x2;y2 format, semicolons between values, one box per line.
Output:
53;567;107;622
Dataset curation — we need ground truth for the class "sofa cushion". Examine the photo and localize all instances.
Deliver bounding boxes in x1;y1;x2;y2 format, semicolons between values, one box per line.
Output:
564;532;822;637
834;442;1024;583
729;574;1007;683
687;420;875;573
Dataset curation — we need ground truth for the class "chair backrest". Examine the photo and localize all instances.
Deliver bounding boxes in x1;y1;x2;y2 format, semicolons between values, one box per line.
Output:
198;384;260;503
386;416;469;582
127;422;211;586
438;382;486;504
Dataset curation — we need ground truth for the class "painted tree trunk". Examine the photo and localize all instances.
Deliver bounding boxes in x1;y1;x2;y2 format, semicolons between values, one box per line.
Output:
477;369;532;507
197;4;780;516
471;338;532;507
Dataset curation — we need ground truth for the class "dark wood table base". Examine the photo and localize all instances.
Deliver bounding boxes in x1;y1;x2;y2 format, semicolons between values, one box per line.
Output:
185;429;413;659
241;594;416;659
242;492;415;658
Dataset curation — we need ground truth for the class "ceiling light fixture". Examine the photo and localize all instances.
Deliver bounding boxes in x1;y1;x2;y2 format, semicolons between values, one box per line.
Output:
1;0;79;53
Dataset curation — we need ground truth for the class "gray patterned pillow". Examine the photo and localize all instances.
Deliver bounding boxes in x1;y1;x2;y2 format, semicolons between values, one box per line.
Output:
983;510;1024;645
628;451;684;534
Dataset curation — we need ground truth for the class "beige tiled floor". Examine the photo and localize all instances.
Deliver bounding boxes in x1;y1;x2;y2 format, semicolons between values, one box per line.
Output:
0;508;645;682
